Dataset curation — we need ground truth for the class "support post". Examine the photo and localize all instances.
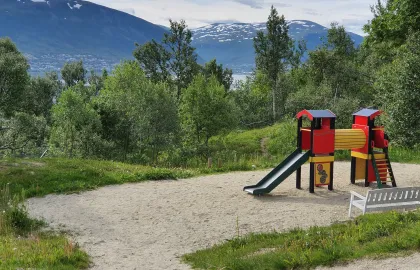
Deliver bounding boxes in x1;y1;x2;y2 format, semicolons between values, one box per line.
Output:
328;160;334;191
296;117;303;189
309;119;315;193
328;118;335;191
309;163;315;193
364;159;369;187
350;157;356;184
296;167;302;189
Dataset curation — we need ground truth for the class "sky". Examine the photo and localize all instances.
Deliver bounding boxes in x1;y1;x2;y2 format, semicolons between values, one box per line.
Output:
89;0;377;35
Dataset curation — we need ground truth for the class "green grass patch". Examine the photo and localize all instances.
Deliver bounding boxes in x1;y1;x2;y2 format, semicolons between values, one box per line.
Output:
210;121;420;166
0;158;199;198
0;233;89;269
182;210;420;270
0;184;89;269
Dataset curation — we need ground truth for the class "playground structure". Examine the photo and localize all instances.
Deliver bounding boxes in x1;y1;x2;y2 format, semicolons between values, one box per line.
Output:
244;108;397;195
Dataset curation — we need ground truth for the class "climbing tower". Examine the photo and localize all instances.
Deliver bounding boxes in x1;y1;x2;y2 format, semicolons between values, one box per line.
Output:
350;109;397;188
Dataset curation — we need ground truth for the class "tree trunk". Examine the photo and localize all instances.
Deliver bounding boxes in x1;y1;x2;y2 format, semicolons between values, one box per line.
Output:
271;78;277;123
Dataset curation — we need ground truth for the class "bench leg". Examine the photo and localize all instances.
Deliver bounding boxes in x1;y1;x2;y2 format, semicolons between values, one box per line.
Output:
348;203;353;218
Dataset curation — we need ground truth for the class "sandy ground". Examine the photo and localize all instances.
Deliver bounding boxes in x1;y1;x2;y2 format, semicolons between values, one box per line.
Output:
27;162;420;270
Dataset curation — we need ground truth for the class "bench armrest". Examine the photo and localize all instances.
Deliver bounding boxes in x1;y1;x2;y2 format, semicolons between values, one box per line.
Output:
350;191;366;201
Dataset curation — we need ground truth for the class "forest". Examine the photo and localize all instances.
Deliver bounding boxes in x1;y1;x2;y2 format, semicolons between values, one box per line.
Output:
1;0;420;167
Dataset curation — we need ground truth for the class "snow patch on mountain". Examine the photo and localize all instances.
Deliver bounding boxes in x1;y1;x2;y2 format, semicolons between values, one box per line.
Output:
67;1;82;10
192;20;325;44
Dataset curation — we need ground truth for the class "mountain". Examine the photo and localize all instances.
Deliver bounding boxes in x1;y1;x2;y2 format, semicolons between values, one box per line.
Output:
0;1;363;76
0;0;168;75
192;20;364;74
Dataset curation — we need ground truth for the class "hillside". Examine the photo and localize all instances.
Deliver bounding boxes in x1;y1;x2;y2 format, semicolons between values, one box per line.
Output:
0;0;168;74
192;20;364;74
0;1;364;75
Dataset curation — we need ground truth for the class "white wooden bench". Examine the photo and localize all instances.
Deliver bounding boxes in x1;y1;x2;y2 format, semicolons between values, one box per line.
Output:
348;187;420;218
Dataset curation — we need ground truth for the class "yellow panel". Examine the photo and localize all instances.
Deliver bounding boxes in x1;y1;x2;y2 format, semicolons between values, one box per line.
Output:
309;156;334;163
315;163;330;185
374;153;386;159
355;158;365;180
335;129;366;150
351;151;369;159
351;151;386;160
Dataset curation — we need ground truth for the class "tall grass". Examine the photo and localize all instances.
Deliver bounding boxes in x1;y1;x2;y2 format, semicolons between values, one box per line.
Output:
183;210;420;270
0;184;89;269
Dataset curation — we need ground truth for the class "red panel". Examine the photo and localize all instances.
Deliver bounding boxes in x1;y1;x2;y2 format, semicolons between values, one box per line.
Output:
351;125;369;154
296;110;313;120
368;160;387;182
313;129;335;154
322;118;330;129
373;129;386;148
301;129;311;150
354;116;368;125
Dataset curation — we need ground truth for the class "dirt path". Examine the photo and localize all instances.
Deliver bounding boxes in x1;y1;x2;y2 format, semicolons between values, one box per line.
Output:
27;162;420;270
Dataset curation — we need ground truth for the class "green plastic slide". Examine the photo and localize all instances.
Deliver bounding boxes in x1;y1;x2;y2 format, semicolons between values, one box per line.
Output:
243;149;310;195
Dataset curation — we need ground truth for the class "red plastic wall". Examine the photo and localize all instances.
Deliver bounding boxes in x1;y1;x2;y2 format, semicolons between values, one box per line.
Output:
351;124;369;154
354;116;368;125
313;129;335;154
367;160;387;182
301;129;311;150
373;129;387;148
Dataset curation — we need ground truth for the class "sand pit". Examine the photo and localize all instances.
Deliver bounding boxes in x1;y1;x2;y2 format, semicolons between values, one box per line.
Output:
27;162;420;269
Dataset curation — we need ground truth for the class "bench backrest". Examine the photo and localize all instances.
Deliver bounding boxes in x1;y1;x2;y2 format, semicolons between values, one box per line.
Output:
366;187;420;206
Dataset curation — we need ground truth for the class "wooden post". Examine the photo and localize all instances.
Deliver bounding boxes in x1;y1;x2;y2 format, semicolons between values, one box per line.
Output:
208;158;212;168
218;158;222;168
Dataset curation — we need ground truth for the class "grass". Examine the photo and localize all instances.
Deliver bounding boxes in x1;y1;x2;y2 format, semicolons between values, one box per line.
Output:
210;121;420;165
0;184;89;269
1;120;420;269
0;157;268;198
182;210;420;270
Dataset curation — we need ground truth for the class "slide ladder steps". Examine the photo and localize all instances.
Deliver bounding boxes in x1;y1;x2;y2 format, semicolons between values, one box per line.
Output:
371;152;397;188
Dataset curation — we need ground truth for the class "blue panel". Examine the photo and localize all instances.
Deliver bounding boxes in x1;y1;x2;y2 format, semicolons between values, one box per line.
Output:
353;108;380;117
307;110;336;118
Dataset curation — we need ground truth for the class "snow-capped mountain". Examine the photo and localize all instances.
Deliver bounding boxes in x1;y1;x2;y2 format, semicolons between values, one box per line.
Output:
1;0;364;76
192;20;364;74
0;0;168;74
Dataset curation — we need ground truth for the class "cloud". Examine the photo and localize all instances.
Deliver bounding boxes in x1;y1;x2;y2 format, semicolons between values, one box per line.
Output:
232;0;264;9
122;8;136;16
89;0;377;35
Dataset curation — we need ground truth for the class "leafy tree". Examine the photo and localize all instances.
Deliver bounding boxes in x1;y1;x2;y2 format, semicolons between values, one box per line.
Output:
50;88;101;158
163;19;199;100
144;83;179;163
327;22;356;57
304;23;363;101
97;61;178;162
231;73;272;128
22;76;58;120
0;112;48;156
133;39;171;83
61;60;87;87
0;38;30;117
375;33;420;146
201;59;233;92
364;0;420;50
180;74;238;157
88;69;105;96
253;6;294;121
